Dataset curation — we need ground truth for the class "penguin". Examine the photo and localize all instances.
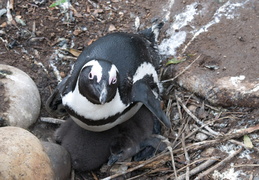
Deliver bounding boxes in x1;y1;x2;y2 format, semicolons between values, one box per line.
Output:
55;106;166;172
46;22;171;132
108;106;167;165
55;118;119;172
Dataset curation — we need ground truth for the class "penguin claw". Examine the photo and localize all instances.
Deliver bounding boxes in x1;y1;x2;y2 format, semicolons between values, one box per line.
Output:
107;154;120;166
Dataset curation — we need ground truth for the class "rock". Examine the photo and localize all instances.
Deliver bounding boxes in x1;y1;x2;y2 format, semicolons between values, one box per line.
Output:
108;24;116;32
160;1;259;108
195;132;208;141
41;141;71;180
0;64;41;129
0;126;54;179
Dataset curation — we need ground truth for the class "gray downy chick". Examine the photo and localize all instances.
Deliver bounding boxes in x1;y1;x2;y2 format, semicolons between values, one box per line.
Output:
55;118;119;172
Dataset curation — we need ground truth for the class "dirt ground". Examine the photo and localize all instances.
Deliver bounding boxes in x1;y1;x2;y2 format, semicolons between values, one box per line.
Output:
0;0;258;179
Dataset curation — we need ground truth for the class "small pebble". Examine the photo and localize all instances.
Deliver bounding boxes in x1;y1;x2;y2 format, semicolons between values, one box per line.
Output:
108;24;116;32
196;132;208;141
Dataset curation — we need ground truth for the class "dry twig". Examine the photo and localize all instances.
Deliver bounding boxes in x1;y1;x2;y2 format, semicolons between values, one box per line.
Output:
6;0;14;25
233;164;259;168
175;94;220;136
176;157;219;180
173;124;259;154
40;117;65;124
194;147;243;180
101;153;169;180
181;133;190;180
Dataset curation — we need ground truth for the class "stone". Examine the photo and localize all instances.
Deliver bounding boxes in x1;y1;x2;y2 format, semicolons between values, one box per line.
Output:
160;0;259;108
196;132;208;141
0;64;41;129
41;141;71;180
0;126;54;179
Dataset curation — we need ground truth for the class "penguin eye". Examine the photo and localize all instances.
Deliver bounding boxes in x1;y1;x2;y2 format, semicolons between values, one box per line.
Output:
88;72;94;80
111;78;117;84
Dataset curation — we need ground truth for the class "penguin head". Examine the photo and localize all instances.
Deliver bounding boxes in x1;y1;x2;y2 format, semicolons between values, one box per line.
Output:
78;60;119;105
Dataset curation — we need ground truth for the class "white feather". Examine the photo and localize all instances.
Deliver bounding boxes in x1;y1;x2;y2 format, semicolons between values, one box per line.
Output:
81;60;103;83
71;103;143;132
133;62;163;93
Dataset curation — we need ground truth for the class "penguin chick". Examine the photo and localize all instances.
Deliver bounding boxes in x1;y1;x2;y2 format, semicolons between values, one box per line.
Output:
46;22;171;132
108;106;166;165
55;118;119;172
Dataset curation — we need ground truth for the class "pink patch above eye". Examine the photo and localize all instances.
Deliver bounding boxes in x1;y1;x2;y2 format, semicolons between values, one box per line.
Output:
109;77;117;85
89;71;102;82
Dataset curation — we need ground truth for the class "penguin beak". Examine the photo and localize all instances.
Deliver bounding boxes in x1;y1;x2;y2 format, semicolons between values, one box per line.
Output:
99;81;108;104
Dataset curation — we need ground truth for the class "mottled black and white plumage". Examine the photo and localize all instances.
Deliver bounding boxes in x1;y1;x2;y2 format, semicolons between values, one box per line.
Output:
46;22;171;132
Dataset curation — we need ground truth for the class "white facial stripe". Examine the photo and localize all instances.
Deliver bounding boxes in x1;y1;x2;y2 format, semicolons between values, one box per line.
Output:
81;60;102;83
133;62;163;93
62;80;128;121
133;62;158;83
108;65;118;85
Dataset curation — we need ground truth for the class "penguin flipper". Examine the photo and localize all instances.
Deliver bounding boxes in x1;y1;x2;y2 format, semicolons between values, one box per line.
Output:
131;80;171;128
45;77;69;116
134;136;167;161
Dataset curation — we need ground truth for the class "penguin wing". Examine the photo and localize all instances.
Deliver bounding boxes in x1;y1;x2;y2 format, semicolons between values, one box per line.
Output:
45;77;69;116
131;80;171;128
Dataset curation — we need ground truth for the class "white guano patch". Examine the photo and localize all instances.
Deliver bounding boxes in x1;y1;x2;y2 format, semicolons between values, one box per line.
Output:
230;75;245;88
182;0;250;53
49;60;62;82
212;164;246;180
159;0;250;57
163;0;175;22
159;2;198;56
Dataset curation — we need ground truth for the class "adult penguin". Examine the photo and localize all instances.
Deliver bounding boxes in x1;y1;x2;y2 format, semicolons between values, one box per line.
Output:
46;22;171;132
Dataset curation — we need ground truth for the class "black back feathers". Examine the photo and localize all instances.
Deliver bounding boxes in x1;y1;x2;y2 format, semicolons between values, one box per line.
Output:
46;22;171;131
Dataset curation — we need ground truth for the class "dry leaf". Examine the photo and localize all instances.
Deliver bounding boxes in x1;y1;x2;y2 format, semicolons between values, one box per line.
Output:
68;48;81;57
243;135;253;148
73;29;82;36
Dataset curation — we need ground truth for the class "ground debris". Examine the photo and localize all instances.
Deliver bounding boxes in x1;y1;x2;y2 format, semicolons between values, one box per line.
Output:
99;90;259;179
1;0;259;179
